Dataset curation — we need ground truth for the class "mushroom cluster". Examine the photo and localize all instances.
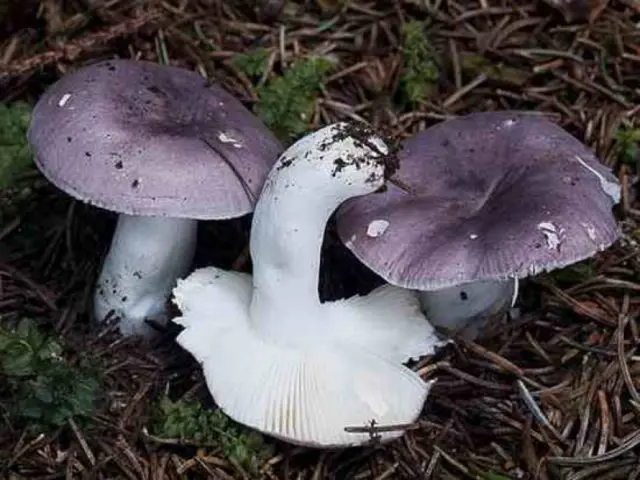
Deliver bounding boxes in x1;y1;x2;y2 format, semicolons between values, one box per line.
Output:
28;59;283;337
172;122;443;447
336;111;621;338
29;58;622;449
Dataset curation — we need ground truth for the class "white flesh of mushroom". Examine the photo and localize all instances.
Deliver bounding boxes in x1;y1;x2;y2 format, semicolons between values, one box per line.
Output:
172;123;442;447
93;214;197;337
417;278;517;340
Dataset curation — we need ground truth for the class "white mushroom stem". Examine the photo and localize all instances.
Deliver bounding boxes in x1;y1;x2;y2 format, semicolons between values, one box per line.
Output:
417;278;517;340
93;214;197;337
248;126;388;343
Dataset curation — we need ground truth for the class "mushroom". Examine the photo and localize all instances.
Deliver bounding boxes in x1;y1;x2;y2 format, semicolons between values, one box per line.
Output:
172;122;443;447
414;279;519;340
27;59;283;337
336;111;620;339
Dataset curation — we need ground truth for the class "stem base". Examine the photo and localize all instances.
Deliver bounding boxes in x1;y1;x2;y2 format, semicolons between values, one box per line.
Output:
93;214;197;337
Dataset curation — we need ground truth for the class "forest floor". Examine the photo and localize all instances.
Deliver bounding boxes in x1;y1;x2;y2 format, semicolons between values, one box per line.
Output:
1;1;640;479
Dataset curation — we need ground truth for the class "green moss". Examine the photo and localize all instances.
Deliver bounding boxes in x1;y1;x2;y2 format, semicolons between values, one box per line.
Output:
613;123;640;166
481;473;514;480
149;397;274;474
256;56;334;142
234;52;335;143
460;53;529;86
400;21;439;104
232;48;270;78
0;319;101;433
0;102;34;190
550;262;596;284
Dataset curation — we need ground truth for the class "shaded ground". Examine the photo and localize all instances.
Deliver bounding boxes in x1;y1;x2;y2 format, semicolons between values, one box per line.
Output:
1;1;640;478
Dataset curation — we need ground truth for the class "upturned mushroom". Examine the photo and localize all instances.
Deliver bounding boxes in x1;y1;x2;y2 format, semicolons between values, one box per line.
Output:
172;122;443;447
336;111;620;338
27;59;283;337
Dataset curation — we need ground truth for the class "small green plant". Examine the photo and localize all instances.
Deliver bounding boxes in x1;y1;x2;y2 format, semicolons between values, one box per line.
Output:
235;53;335;142
232;48;270;78
613;123;640;166
460;53;528;86
0;102;34;190
0;319;101;432
150;397;273;474
551;262;596;284
481;473;513;480
400;21;439;104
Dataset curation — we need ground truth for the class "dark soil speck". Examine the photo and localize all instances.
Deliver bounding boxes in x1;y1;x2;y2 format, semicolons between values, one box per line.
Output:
331;122;400;179
276;156;295;171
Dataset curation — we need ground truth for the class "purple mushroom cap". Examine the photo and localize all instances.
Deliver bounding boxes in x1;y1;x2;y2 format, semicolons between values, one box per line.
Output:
27;59;283;219
336;111;621;291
